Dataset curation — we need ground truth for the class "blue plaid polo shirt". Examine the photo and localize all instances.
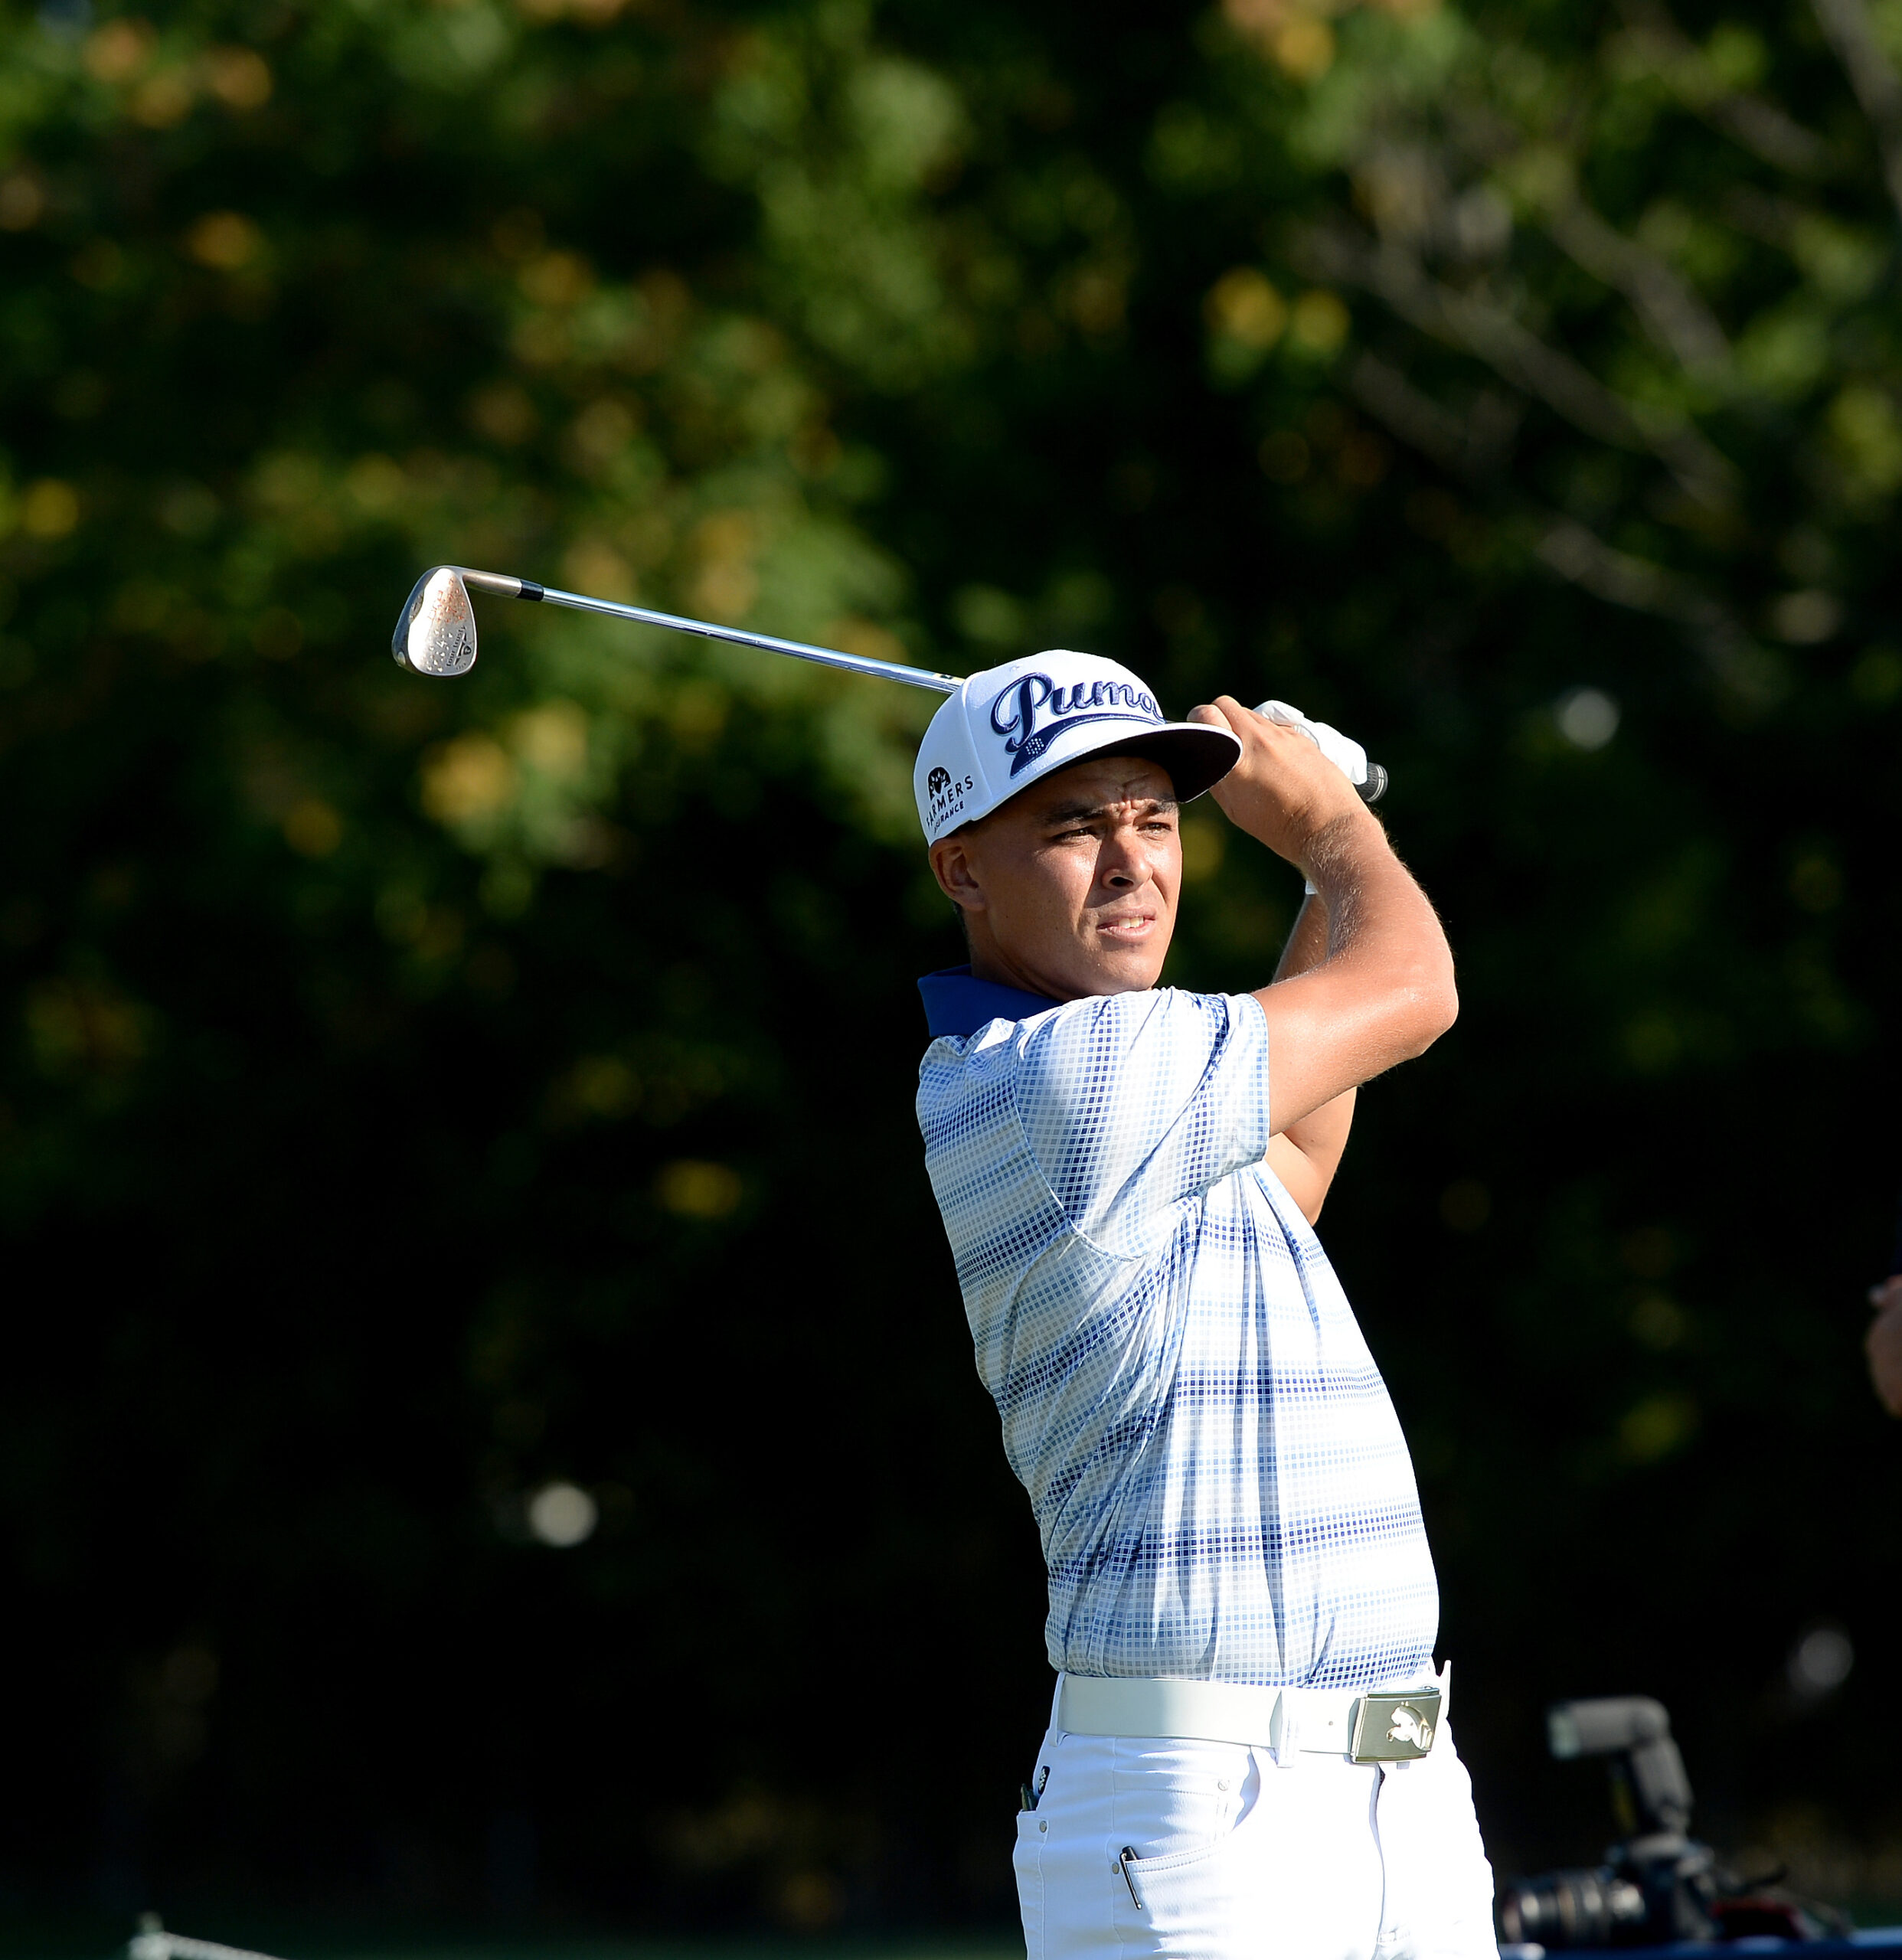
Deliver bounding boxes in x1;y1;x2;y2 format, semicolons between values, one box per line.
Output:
916;967;1438;1689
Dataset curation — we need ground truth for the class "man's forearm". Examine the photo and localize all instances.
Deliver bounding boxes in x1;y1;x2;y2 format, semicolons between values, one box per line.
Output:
1263;890;1356;1220
1273;892;1329;984
1194;697;1456;1133
1294;808;1457;1035
1247;810;1456;1135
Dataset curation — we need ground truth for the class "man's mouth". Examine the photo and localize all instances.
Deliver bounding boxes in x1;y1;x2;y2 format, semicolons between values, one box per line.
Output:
1094;911;1155;940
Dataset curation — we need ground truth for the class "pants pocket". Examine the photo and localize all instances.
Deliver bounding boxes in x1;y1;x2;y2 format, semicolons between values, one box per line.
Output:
1112;1828;1257;1956
1113;1761;1386;1960
1015;1805;1046;1960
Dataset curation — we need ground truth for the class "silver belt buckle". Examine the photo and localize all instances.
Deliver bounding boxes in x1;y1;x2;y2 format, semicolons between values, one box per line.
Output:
1349;1687;1441;1762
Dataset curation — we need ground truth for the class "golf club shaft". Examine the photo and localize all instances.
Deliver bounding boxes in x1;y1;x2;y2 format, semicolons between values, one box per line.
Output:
458;568;962;695
440;568;1386;799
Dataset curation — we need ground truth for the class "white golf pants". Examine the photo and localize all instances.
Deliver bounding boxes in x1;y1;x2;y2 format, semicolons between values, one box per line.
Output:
1014;1720;1498;1960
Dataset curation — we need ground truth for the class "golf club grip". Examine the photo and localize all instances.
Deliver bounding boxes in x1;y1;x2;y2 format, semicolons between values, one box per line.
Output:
1359;764;1388;804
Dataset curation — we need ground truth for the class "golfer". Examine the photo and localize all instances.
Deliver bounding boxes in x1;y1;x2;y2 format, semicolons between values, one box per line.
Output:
911;652;1495;1959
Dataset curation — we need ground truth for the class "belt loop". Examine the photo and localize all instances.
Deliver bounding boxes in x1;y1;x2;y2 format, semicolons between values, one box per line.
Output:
1270;1688;1297;1768
1050;1670;1067;1739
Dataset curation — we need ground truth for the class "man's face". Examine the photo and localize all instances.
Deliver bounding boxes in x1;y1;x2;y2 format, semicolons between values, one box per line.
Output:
928;754;1181;1000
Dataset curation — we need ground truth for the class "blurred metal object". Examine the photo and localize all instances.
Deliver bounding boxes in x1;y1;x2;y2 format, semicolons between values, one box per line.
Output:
1498;1697;1717;1950
392;564;963;693
131;1913;293;1960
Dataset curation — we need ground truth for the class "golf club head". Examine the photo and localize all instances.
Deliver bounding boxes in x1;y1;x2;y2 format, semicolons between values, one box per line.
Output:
392;566;477;678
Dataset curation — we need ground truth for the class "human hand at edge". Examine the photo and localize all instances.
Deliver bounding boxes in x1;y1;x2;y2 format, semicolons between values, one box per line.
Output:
1868;1275;1902;1417
1186;696;1375;874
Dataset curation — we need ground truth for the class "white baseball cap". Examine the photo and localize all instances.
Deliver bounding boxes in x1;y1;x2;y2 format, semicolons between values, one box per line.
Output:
913;651;1242;845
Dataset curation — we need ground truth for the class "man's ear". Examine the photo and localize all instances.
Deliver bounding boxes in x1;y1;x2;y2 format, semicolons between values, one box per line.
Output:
929;833;985;915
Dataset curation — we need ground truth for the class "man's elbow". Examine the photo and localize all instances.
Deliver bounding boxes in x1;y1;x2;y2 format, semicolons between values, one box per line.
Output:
1400;967;1458;1057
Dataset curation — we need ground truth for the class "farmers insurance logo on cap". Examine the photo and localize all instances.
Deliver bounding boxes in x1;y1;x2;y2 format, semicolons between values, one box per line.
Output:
923;762;976;831
912;651;1243;845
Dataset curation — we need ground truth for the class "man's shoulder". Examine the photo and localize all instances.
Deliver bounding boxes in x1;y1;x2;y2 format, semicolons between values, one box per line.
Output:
1028;985;1253;1050
921;988;1254;1113
920;985;1145;1065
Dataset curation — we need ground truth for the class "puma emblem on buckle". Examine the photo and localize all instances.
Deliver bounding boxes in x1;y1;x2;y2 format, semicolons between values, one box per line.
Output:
1349;1689;1442;1762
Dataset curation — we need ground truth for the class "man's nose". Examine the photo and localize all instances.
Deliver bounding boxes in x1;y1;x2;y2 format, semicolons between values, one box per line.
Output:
1097;825;1155;887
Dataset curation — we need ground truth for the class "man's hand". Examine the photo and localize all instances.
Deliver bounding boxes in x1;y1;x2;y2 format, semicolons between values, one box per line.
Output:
1188;696;1375;873
1869;1276;1902;1416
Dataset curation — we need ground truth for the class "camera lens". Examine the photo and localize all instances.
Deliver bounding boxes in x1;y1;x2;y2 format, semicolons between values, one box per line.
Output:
1499;1869;1649;1947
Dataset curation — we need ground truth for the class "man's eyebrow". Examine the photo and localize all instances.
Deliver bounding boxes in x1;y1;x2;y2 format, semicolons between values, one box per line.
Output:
1038;793;1180;825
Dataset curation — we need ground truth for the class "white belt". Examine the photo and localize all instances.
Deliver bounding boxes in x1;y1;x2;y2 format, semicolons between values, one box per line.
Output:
1055;1663;1449;1764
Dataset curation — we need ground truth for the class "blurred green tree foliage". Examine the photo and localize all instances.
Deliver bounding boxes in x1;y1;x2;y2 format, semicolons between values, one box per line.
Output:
1;0;1900;1928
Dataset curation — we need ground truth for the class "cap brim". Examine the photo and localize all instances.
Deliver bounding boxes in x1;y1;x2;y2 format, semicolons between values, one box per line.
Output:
1082;723;1242;805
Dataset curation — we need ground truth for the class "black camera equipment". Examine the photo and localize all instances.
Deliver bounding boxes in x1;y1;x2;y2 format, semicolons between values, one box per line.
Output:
1497;1696;1836;1949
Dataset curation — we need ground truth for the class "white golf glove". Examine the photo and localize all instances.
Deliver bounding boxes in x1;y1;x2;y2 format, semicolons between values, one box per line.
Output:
1255;699;1372;790
1254;699;1371;896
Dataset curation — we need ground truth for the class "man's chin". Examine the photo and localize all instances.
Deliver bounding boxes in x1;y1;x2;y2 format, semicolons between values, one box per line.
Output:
1053;942;1168;999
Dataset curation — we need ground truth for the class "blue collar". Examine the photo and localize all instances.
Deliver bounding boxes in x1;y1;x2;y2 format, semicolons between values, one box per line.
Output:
918;965;1061;1038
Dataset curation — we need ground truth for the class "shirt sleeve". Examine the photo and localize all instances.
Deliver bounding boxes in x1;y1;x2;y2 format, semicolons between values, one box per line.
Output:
1009;987;1273;1251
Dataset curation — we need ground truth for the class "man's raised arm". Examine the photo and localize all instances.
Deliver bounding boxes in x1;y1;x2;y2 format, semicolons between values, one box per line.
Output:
1187;695;1457;1141
1263;891;1357;1223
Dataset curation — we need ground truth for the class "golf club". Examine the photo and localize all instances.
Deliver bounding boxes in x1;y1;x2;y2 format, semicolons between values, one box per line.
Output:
391;564;962;693
391;564;1387;801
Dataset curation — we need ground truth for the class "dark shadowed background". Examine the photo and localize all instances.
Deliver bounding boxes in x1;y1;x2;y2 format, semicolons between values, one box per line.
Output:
2;0;1900;1942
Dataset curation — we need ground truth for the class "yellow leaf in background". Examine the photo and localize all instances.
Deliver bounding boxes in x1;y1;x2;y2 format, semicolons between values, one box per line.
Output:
669;681;729;750
1273;15;1335;78
689;509;760;621
1179;816;1226;884
26;978;149;1074
1204;268;1286;349
345;453;407;515
1617;1393;1699;1465
0;172;44;231
469;381;539;444
560;537;635;599
203;47;272;109
1828;384;1902;497
570;1055;637;1116
1289;289;1350;353
1065;263;1128;336
511;701;590;780
283;799;342;858
1221;0;1303;39
83;18;155;83
519;250;594;308
187;211;264;271
21;480;80;539
566;397;639;473
655;1160;743;1218
422;734;518;823
825;616;907;666
131;70;195;128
